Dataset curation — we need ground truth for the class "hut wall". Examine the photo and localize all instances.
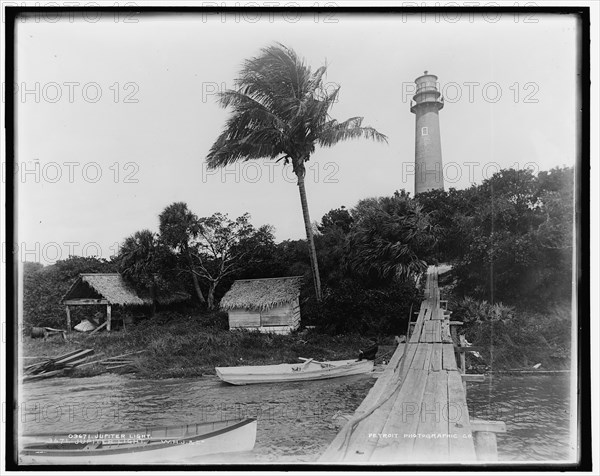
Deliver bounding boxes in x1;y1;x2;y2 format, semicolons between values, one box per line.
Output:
227;299;300;335
228;309;261;329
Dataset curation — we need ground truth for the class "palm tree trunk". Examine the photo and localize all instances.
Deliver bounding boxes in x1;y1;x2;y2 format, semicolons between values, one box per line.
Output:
296;172;323;301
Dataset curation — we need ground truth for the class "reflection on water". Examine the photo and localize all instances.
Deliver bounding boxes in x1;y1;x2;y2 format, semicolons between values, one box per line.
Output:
18;372;573;463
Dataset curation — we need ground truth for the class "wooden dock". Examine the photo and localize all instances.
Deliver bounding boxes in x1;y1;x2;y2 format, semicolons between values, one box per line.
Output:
319;266;505;463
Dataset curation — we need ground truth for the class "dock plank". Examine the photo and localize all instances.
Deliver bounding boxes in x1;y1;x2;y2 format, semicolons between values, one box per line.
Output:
442;343;458;370
431;343;443;371
412;344;429;369
320;341;421;462
369;368;430;462
441;320;453;343
409;307;427;343
421;321;435;343
447;371;477;460
413;370;450;461
432;320;441;342
422;343;433;371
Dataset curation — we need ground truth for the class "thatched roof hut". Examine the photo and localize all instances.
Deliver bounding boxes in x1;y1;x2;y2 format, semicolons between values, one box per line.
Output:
221;276;303;311
221;276;302;335
62;273;148;306
61;273;189;333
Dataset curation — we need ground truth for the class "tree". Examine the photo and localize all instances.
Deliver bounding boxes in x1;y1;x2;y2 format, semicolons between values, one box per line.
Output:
117;229;169;314
206;43;387;301
318;206;353;234
159;202;207;305
446;167;574;307
192;213;270;309
23;257;116;329
347;193;438;282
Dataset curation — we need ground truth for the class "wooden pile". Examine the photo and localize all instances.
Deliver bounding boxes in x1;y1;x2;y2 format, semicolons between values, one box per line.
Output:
23;349;146;382
76;350;146;373
23;348;94;382
98;351;144;372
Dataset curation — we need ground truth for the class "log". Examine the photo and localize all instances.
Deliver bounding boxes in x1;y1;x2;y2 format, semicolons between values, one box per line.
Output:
76;350;146;368
461;374;485;382
24;349;84;370
22;369;66;382
89;321;108;336
454;346;484;352
470;419;506;433
30;328;47;339
54;349;94;365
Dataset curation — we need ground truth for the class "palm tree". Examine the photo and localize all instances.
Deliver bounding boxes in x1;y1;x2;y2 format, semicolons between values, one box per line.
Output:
118;230;163;315
206;43;387;300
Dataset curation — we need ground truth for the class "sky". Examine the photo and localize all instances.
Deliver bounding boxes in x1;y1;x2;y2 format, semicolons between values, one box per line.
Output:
12;10;580;265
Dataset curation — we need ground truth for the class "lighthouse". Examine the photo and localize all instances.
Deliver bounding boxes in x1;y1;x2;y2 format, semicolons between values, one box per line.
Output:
411;71;445;194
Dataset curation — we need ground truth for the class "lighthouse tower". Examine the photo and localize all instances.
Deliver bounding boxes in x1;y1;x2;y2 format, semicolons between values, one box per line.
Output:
411;71;445;194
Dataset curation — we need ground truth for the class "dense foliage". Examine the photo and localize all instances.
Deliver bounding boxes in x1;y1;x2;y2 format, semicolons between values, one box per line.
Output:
448;296;571;369
417;166;574;308
22;166;575;368
23;256;117;329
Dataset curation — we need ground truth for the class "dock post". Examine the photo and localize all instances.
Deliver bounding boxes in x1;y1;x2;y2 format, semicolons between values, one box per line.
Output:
449;320;462;344
106;304;112;332
471;420;506;461
65;305;71;333
459;335;467;374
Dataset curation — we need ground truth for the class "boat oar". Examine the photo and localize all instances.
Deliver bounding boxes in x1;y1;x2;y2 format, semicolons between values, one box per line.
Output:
298;357;336;368
300;358;314;370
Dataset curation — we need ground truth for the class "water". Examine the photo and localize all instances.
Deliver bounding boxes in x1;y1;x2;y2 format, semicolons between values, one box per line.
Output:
18;372;574;463
19;373;374;463
466;373;574;462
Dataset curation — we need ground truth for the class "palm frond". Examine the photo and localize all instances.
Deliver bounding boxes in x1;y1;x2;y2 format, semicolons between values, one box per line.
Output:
318;117;388;147
205;43;387;169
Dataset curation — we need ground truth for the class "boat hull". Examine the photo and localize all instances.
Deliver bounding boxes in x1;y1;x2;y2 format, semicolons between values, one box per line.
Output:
20;418;257;465
216;359;374;385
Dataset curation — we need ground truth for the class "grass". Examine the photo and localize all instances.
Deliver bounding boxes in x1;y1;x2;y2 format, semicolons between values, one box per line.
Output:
21;312;388;379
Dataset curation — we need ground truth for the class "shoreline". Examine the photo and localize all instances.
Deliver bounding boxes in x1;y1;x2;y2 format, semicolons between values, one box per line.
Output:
20;316;389;380
21;307;571;381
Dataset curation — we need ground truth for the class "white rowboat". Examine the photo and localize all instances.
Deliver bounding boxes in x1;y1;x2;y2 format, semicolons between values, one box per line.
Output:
215;358;374;385
20;418;257;465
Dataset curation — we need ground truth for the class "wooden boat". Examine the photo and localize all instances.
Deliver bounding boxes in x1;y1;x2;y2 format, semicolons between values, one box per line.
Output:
215;358;374;385
20;418;257;465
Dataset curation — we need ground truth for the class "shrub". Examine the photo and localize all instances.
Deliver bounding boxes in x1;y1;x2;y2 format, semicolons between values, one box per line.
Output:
451;297;571;369
303;279;422;336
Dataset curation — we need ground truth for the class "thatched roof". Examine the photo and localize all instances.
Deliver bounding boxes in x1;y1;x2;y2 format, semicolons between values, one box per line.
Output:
62;273;190;306
220;276;302;311
62;274;148;305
